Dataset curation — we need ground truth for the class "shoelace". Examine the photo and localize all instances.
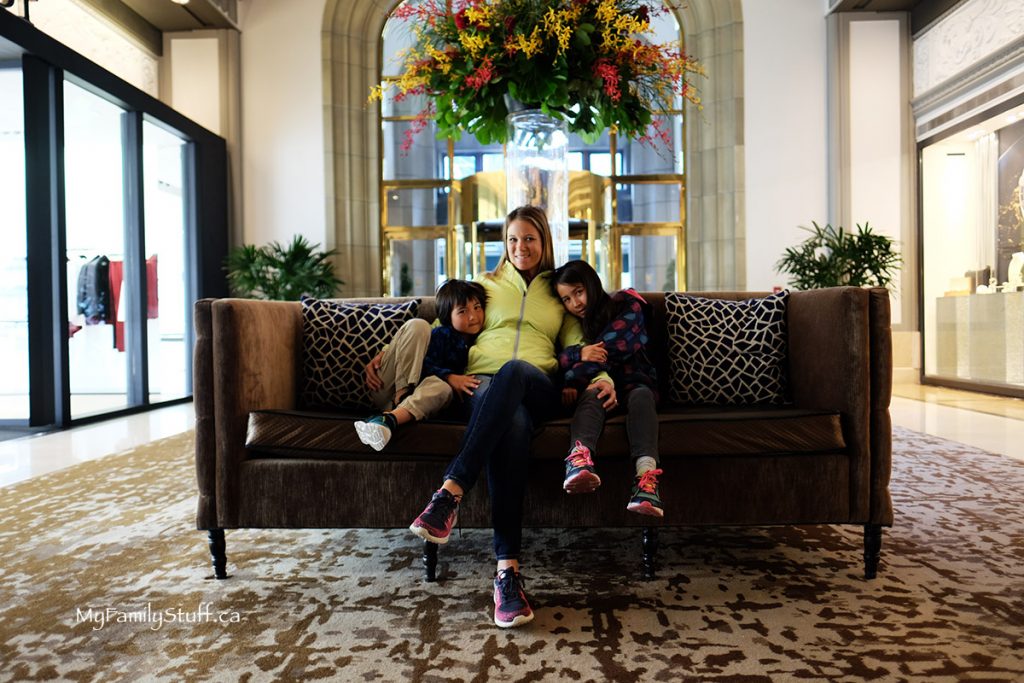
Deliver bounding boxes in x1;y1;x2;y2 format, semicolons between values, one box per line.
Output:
434;491;459;516
496;569;524;601
636;468;663;493
565;440;594;468
430;490;462;538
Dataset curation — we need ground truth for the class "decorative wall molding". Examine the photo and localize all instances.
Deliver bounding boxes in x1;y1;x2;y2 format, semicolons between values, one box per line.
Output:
912;36;1024;139
913;0;1024;97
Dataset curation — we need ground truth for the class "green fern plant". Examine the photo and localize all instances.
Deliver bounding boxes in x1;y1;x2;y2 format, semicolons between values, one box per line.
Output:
225;235;343;300
776;222;901;290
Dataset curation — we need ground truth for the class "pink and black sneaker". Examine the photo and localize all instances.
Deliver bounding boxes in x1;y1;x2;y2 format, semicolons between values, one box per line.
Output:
626;468;664;517
563;440;601;493
493;568;534;628
409;488;459;544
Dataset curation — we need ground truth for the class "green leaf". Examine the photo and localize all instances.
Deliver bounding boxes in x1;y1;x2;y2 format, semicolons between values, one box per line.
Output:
224;235;343;300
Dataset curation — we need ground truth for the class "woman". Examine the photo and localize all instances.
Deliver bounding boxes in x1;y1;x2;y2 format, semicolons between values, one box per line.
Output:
408;206;616;628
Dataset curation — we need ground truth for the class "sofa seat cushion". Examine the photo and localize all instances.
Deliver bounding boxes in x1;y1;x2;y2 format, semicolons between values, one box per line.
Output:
246;409;466;459
533;406;845;459
246;407;844;462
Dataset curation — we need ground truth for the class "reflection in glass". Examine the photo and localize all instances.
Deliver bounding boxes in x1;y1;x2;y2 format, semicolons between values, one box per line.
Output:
621;235;678;291
386;187;448;227
617;182;681;224
143;120;189;403
63;80;129;418
0;67;29;420
389;238;446;296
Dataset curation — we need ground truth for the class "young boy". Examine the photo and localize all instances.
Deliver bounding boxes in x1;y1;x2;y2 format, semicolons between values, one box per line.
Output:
355;279;487;451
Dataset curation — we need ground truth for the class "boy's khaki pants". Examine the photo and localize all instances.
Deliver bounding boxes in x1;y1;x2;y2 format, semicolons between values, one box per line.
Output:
369;318;453;420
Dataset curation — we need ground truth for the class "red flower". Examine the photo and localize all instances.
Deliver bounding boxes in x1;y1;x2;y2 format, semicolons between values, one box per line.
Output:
594;58;622;102
464;56;495;90
454;9;469;30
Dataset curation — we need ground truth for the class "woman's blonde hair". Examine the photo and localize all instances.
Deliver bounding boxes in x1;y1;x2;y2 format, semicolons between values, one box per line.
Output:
493;205;556;275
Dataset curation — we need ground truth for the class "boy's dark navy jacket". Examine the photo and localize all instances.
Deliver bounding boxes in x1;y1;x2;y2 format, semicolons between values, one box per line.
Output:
421;325;471;381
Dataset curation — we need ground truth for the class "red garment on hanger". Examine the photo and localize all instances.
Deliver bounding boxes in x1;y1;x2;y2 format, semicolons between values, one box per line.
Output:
107;256;160;352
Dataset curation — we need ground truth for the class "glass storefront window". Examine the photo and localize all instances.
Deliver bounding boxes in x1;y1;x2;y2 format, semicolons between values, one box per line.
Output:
921;104;1024;394
63;79;131;419
143;120;189;404
0;65;28;421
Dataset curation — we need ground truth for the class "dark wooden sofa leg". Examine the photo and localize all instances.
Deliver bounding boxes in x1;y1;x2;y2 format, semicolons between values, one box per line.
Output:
423;540;438;582
208;529;229;580
863;524;882;579
641;527;659;580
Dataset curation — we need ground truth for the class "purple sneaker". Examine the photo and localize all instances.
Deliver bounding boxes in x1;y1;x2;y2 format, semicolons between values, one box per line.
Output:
409;488;459;544
493;568;534;628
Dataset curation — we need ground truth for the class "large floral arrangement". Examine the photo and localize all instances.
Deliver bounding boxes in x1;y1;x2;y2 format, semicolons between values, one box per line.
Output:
372;0;705;149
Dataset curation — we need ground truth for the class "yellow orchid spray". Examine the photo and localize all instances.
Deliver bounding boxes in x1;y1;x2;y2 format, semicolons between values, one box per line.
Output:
373;0;705;149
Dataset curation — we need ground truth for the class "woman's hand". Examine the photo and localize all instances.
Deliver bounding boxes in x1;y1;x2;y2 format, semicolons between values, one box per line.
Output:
561;387;578;408
364;351;385;391
446;374;481;399
592;379;618;410
581;342;607;363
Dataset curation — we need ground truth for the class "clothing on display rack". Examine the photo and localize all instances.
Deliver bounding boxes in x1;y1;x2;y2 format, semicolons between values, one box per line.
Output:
108;255;159;352
75;255;111;324
74;254;160;351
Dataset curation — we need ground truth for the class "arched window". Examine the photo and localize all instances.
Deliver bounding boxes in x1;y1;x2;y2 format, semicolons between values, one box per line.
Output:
378;1;688;295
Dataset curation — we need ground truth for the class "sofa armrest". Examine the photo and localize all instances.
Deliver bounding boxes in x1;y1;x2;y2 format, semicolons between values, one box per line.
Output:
787;287;873;520
194;299;217;529
868;289;894;525
210;298;304;526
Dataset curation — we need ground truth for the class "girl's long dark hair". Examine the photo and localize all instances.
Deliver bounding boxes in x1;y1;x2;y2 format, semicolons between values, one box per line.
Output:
550;260;615;342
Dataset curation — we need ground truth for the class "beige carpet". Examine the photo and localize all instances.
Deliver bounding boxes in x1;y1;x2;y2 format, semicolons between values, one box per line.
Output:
0;428;1022;682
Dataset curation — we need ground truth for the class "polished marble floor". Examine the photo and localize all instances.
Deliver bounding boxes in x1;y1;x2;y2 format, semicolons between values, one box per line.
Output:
0;384;1021;488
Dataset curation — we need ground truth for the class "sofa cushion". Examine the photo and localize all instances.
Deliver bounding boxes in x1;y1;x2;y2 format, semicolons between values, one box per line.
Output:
245;407;844;461
246;409;466;459
665;291;789;405
300;298;419;410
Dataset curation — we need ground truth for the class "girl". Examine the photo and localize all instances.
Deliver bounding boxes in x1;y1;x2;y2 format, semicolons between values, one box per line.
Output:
551;260;664;517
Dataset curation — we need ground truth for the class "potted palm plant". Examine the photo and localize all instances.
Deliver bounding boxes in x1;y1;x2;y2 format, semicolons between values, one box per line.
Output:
225;235;343;300
776;221;902;290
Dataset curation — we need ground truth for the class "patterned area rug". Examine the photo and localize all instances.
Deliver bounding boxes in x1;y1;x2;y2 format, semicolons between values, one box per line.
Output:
0;428;1022;682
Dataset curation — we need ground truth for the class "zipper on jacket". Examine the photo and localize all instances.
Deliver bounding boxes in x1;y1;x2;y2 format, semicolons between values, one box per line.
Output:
511;287;528;359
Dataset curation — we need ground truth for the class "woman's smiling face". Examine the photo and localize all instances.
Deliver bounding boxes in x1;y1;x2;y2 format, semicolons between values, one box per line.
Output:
505;219;543;278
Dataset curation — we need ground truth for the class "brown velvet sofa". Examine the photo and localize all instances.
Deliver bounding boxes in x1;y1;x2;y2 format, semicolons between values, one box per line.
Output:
193;287;893;581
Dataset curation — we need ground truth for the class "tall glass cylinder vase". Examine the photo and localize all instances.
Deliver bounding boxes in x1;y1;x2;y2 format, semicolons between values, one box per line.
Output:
505;110;570;266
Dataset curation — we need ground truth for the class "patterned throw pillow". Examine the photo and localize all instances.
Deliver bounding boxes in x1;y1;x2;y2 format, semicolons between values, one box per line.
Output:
301;298;419;410
664;291;789;405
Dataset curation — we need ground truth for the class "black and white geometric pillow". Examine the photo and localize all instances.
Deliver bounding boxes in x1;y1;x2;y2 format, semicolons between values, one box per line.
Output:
664;291;789;405
301;298;419;410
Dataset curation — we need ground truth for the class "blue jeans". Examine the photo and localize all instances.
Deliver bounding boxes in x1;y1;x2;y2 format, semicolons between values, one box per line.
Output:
444;360;560;560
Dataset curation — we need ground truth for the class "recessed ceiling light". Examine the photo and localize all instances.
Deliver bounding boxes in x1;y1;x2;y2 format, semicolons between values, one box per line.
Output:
170;0;189;5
